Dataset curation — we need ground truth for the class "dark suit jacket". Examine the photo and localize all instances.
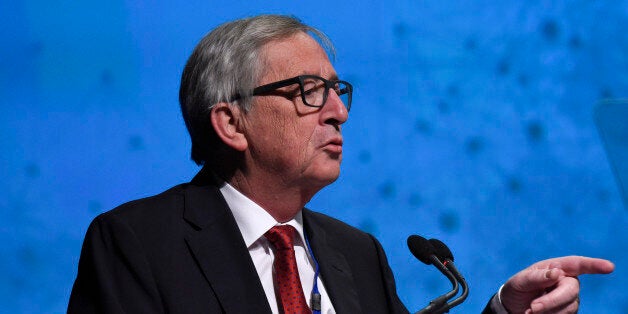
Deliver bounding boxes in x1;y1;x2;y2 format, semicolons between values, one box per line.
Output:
68;169;410;313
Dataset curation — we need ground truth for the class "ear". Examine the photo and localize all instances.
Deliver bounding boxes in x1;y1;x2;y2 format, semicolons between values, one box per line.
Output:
210;102;248;151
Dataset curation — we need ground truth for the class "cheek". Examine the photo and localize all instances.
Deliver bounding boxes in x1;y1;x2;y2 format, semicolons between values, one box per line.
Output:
249;101;323;164
256;107;293;145
277;116;319;152
295;122;324;158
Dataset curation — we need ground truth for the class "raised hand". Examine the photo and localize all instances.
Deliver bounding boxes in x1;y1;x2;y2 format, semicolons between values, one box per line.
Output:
500;256;614;314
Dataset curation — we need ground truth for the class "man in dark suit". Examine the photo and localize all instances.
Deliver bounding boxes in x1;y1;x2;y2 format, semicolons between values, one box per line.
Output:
68;14;614;313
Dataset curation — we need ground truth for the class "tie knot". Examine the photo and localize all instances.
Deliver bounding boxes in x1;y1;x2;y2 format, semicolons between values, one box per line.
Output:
264;225;297;250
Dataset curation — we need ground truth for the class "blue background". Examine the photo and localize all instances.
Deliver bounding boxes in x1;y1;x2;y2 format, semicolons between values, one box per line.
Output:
2;1;627;313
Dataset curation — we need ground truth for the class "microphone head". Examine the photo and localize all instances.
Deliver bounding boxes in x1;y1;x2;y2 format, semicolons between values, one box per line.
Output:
429;238;454;262
407;235;436;265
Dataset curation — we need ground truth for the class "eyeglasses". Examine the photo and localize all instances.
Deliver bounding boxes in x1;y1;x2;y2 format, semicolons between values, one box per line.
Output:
252;75;353;111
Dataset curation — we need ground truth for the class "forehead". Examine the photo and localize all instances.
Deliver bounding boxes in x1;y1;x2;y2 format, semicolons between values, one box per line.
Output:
259;32;335;83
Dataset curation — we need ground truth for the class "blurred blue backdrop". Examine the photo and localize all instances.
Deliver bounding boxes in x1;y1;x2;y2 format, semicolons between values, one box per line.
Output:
1;1;627;313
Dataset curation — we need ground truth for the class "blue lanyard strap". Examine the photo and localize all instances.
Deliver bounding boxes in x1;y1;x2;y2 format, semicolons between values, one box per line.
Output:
304;235;321;314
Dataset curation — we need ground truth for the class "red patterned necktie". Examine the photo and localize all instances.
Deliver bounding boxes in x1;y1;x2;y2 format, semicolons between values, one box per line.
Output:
264;225;311;314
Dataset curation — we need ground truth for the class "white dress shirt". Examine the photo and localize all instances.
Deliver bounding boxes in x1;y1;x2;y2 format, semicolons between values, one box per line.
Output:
490;285;509;314
219;182;336;314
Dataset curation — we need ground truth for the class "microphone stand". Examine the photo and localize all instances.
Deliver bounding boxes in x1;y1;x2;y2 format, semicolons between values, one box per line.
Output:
415;255;459;314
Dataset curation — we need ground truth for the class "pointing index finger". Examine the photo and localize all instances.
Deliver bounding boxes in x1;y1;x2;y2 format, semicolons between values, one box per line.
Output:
543;256;614;277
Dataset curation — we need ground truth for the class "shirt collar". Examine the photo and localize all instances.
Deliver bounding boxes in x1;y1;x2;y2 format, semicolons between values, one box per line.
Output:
219;181;307;248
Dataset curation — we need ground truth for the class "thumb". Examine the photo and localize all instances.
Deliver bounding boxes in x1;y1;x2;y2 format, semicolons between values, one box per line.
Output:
515;267;564;292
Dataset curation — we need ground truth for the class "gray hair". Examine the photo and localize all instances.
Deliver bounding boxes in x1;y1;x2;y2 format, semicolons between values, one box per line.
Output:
179;14;334;166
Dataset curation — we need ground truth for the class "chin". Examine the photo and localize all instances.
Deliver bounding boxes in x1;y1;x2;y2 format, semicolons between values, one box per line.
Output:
302;168;340;189
316;168;341;186
301;158;342;186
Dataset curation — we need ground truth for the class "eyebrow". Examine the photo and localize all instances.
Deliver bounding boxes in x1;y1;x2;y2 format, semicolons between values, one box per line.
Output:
296;70;339;81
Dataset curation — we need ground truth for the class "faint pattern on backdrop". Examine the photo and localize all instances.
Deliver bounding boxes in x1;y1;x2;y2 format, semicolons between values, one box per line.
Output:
1;1;627;313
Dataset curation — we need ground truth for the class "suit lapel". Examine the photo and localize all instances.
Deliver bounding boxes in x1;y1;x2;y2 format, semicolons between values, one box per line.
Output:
183;174;272;313
304;210;362;313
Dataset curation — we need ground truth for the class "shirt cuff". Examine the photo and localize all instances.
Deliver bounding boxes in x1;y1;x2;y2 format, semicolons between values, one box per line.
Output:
490;285;510;314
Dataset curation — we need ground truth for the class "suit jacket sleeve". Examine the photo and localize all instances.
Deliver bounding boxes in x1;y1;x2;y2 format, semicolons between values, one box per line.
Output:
68;214;162;313
481;294;505;314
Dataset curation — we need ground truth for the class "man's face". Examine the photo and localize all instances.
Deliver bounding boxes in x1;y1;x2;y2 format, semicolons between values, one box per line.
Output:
240;32;349;192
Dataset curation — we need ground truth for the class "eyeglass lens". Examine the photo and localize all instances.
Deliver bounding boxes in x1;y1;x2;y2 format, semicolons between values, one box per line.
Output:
300;77;351;110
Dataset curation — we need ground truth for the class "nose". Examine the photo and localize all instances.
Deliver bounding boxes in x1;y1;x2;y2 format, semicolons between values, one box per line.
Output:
320;89;349;127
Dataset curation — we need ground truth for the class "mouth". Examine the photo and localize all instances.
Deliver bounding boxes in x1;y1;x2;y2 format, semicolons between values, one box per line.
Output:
323;137;343;154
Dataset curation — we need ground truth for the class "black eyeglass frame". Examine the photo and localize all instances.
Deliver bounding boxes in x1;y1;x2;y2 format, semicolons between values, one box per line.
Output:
251;75;353;111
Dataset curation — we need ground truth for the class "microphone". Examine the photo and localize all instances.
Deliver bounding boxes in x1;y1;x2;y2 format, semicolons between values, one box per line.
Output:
407;235;458;314
428;238;469;311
